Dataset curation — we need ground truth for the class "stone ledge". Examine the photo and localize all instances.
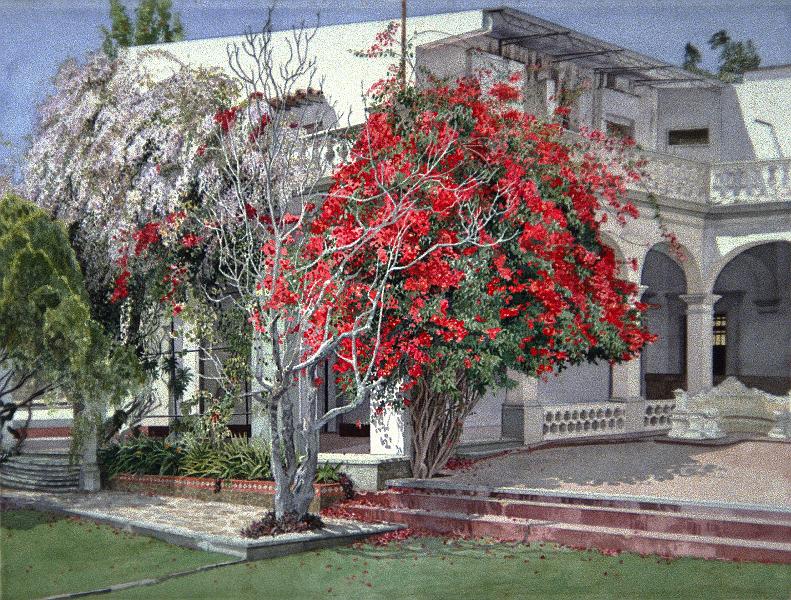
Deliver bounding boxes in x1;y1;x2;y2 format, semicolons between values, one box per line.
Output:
319;453;412;491
1;491;403;561
385;479;791;518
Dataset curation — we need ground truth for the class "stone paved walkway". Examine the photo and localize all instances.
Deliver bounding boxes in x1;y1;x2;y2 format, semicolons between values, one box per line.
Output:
444;440;791;508
0;489;273;539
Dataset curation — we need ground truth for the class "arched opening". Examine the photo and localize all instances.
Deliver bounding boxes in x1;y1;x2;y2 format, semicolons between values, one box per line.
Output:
640;246;688;399
712;241;791;394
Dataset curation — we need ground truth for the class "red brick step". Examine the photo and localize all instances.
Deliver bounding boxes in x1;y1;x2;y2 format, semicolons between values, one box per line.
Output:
342;502;791;564
359;491;791;544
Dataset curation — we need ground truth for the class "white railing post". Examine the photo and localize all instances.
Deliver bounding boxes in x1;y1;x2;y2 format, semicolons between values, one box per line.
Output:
502;370;542;444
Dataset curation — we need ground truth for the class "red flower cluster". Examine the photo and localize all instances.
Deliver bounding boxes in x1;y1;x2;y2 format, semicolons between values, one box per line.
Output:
133;222;160;255
305;74;654;385
214;106;239;132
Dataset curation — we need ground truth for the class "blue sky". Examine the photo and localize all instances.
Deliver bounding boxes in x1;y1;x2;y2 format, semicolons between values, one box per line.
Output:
1;1;790;169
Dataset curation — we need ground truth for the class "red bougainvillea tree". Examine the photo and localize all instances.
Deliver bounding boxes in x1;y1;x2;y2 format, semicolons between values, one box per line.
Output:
319;72;655;478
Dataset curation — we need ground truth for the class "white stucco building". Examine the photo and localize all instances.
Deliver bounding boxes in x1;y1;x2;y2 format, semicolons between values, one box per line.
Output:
9;8;789;484
141;7;791;457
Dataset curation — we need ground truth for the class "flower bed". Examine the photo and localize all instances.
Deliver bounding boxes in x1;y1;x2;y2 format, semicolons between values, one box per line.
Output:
109;473;345;511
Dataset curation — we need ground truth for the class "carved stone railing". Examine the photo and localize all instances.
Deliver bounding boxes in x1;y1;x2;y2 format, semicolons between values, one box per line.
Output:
709;159;791;205
539;398;673;442
668;377;791;440
541;402;626;440
643;400;676;430
636;149;712;204
563;132;711;204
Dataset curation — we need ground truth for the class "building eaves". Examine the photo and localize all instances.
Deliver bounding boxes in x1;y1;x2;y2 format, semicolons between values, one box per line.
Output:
482;6;724;88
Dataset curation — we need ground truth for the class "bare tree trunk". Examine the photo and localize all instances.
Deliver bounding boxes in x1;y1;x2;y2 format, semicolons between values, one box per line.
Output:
409;369;481;479
268;379;319;522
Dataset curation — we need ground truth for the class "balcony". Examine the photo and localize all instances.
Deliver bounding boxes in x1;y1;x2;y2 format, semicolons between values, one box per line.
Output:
709;159;791;205
316;128;791;207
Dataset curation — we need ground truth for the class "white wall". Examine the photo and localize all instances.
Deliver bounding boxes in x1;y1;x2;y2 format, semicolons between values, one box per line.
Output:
537;362;611;405
656;86;723;162
129;11;484;128
461;386;506;442
731;77;791;160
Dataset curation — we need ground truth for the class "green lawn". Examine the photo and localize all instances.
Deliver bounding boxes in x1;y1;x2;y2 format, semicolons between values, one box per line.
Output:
0;510;229;600
3;510;790;600
110;537;791;600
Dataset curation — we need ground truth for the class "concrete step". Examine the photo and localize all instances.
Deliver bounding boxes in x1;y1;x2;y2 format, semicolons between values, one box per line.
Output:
1;451;81;492
455;439;522;459
387;481;791;522
362;491;791;544
14;438;72;453
0;468;80;485
0;475;80;488
1;474;79;492
0;479;79;493
341;503;791;564
1;458;79;472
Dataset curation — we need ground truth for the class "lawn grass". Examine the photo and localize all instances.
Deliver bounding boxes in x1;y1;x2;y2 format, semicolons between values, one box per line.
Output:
3;510;789;600
0;510;229;600
107;536;791;600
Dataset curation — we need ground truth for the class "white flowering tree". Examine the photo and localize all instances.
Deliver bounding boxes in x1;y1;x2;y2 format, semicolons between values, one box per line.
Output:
26;51;239;300
24;50;243;435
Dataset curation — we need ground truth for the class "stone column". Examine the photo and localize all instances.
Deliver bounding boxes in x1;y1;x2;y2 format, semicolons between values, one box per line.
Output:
611;359;645;432
501;370;543;445
611;283;647;401
681;293;722;396
79;406;101;492
369;383;412;457
610;359;642;400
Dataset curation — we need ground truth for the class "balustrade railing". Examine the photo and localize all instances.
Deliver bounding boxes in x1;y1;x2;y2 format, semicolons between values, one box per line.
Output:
542;401;626;440
636;149;712;204
709;159;791;205
539;398;674;442
316;127;790;206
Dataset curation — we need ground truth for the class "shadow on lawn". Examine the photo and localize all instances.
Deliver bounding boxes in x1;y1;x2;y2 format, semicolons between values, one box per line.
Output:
0;508;61;531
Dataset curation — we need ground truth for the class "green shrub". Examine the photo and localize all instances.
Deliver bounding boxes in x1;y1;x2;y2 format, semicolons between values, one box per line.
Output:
179;437;271;481
102;435;273;481
179;442;224;479
315;462;343;484
216;437;272;481
98;436;182;477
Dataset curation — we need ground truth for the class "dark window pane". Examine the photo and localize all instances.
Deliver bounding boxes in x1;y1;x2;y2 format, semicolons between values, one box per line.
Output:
668;128;709;146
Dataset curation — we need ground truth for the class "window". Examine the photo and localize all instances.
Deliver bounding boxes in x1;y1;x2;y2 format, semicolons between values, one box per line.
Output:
604;73;619;89
606;121;634;140
713;314;727;346
713;313;727;377
668;128;709;146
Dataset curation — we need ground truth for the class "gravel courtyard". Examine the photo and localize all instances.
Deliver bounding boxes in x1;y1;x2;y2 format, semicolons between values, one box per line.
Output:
444;440;791;508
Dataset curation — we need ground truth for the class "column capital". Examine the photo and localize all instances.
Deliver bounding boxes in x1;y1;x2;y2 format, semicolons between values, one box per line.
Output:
680;293;721;311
